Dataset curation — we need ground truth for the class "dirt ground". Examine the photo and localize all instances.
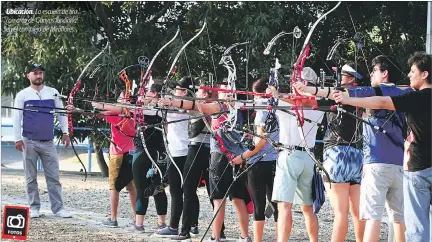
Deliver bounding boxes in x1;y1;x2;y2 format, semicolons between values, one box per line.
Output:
0;169;389;241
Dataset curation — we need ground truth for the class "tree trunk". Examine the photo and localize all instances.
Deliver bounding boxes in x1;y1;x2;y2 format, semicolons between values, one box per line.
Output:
93;141;109;177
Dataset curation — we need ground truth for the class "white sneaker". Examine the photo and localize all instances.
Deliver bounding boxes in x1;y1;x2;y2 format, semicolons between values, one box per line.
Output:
30;209;40;218
55;209;72;218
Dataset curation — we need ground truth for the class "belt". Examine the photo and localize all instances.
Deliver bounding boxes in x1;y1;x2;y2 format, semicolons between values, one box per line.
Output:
293;146;307;151
31;139;52;142
190;142;210;148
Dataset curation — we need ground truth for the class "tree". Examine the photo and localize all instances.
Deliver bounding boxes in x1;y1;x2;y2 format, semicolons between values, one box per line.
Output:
2;1;428;172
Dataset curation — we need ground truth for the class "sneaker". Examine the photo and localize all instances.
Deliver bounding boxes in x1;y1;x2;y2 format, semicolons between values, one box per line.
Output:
101;218;118;228
54;209;72;218
220;231;227;241
237;236;252;242
171;233;192;241
207;237;221;242
30;209;40;218
190;226;199;236
124;224;145;232
151;222;167;231
153;226;179;238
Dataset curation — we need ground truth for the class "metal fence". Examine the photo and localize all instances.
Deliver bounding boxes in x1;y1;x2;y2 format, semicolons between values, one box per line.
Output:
1;124;109;172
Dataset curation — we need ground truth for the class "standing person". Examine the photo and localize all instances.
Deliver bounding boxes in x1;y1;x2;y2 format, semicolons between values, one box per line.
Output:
90;91;137;228
295;56;411;241
293;63;366;242
13;64;72;218
155;76;193;237
333;52;431;242
158;79;252;242
121;83;168;232
230;78;279;242
171;84;226;241
266;76;324;242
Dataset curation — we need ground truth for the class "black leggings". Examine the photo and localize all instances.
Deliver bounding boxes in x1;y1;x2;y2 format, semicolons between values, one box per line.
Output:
132;151;167;216
247;160;278;221
181;144;208;233
168;155;187;229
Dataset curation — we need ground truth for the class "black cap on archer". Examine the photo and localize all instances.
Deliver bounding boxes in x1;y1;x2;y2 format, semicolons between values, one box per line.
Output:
26;63;46;73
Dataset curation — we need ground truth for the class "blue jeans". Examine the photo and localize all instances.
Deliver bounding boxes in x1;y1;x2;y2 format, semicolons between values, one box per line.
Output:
404;167;432;241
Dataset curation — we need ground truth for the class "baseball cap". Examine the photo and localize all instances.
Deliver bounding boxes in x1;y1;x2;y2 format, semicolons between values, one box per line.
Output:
27;63;46;73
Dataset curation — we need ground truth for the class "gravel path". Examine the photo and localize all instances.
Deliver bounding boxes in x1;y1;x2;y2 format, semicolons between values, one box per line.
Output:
1;169;389;241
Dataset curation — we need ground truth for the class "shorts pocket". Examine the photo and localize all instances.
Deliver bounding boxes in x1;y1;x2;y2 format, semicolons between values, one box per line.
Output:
408;172;430;191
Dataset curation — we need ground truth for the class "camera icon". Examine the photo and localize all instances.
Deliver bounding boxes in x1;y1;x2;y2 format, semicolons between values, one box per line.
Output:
7;214;25;229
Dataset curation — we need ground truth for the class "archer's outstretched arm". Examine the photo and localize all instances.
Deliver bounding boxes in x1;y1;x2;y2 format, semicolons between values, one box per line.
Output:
158;98;224;115
333;91;396;110
266;87;318;106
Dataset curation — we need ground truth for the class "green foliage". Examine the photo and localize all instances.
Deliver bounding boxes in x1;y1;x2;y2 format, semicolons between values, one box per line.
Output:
2;1;428;145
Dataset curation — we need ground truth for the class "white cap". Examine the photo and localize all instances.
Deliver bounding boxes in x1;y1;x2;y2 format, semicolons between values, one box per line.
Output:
301;67;318;82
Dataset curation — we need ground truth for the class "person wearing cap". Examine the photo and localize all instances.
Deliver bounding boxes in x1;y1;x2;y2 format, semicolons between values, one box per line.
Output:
266;67;324;242
296;57;412;241
290;63;365;242
171;82;228;241
158;78;252;242
13;64;72;218
154;76;195;238
333;52;431;242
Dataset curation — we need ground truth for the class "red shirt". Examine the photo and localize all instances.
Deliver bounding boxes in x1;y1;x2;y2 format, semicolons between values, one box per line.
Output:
104;111;135;155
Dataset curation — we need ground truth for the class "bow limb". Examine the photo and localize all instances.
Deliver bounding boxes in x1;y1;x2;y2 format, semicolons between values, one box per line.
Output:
219;42;249;129
291;1;342;126
143;28;180;83
160;24;208;187
67;41;109;181
165;22;207;81
288;2;341;183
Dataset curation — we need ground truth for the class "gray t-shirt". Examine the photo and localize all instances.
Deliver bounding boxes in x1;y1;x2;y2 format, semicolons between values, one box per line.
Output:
188;111;211;144
248;110;279;163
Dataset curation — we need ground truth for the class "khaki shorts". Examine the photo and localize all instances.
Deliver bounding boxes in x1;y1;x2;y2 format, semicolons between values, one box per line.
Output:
360;163;404;222
272;149;314;205
109;153;135;191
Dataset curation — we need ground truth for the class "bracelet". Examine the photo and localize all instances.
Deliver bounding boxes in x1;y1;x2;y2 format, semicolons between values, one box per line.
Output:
326;87;331;98
180;100;184;109
313;86;319;95
240;153;246;162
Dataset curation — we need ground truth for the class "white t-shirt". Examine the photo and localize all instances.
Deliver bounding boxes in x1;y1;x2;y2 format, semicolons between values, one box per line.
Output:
166;112;190;157
276;101;324;148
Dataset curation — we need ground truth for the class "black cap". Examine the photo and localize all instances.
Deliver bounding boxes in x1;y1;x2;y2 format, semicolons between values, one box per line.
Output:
149;83;163;93
27;63;45;73
177;76;195;89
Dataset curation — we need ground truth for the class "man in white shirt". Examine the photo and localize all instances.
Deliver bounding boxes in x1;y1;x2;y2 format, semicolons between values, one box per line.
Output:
13;64;72;218
271;100;324;242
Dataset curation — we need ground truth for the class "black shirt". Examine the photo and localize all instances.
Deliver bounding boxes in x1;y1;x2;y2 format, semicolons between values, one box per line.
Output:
133;114;165;152
391;88;431;171
318;99;362;150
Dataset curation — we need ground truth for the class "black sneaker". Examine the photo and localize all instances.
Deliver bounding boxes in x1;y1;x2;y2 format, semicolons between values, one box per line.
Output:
190;226;199;236
171;233;192;241
220;231;227;241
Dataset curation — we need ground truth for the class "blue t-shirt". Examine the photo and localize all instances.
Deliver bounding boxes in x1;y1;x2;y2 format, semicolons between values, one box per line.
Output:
348;83;412;165
247;110;279;163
